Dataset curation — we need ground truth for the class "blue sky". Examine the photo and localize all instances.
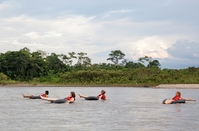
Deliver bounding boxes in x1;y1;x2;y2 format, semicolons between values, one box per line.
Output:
0;0;199;69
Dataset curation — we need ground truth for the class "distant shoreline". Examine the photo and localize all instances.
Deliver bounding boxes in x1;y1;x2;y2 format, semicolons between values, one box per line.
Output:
1;84;199;89
153;84;199;89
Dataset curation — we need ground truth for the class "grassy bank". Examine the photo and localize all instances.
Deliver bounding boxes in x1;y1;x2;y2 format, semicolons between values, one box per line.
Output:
1;68;199;87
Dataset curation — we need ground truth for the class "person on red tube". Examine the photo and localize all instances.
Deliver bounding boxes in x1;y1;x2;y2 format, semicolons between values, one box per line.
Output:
22;90;49;99
41;91;76;104
97;90;106;100
78;90;106;100
164;91;196;104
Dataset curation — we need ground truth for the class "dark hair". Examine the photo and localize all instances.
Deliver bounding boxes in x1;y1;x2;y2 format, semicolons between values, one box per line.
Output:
45;90;49;95
101;90;106;94
176;91;181;96
71;92;76;97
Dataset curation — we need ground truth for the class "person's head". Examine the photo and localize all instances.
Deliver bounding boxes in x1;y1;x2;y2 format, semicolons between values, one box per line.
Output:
101;90;106;95
45;90;49;95
71;92;76;97
176;91;181;96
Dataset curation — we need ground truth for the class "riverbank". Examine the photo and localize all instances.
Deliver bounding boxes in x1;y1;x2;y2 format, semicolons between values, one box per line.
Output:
0;83;141;87
1;83;199;89
154;84;199;89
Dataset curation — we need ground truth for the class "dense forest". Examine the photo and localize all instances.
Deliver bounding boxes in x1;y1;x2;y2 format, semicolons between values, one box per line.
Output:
0;47;199;86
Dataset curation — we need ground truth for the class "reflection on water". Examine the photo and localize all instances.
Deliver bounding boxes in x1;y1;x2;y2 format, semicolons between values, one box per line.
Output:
0;87;198;131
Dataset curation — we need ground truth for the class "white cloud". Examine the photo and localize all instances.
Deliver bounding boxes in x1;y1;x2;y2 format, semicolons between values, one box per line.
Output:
0;0;199;69
0;15;100;52
0;1;11;11
103;9;134;18
108;9;134;14
0;14;194;65
24;32;40;39
129;36;169;60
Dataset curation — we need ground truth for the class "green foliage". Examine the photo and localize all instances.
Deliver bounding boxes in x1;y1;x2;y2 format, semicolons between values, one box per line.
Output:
0;48;199;86
0;73;8;80
139;56;161;68
0;48;69;81
56;67;199;86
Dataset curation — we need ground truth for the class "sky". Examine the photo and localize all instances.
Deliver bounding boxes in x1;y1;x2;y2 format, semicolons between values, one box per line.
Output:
0;0;199;69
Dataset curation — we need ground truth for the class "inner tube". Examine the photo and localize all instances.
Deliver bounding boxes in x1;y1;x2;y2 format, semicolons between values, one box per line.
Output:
30;96;41;99
51;99;66;104
85;96;99;100
162;99;186;104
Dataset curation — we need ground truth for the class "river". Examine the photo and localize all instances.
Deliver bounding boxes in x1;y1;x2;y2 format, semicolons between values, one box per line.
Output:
0;87;198;131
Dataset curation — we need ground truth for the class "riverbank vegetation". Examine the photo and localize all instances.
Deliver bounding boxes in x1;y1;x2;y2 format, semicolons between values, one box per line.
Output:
0;47;199;86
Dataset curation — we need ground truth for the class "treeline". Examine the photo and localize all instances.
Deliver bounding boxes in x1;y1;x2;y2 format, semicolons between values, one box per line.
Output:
0;47;199;86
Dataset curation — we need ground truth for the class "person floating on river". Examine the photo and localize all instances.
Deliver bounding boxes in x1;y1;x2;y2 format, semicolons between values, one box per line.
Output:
78;90;106;100
164;91;196;104
40;91;76;104
22;90;49;99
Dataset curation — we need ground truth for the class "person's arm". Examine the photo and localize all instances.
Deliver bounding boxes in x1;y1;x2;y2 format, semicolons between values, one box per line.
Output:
67;98;75;103
97;94;102;99
181;97;196;102
100;95;106;100
40;95;57;101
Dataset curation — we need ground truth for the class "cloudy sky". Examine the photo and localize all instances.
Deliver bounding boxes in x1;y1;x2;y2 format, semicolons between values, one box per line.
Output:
0;0;199;69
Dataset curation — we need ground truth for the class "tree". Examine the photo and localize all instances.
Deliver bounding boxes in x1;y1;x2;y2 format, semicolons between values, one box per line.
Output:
107;50;125;65
76;52;91;68
45;53;68;74
147;60;161;68
37;50;48;58
68;52;77;66
0;49;31;80
138;56;152;66
121;59;127;66
138;56;161;69
125;61;145;68
58;54;70;65
30;51;47;77
21;47;30;52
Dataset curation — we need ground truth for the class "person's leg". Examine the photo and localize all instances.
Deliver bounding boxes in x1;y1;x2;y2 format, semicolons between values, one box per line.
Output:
30;96;41;99
165;99;173;104
22;94;33;98
78;93;88;99
41;96;58;102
